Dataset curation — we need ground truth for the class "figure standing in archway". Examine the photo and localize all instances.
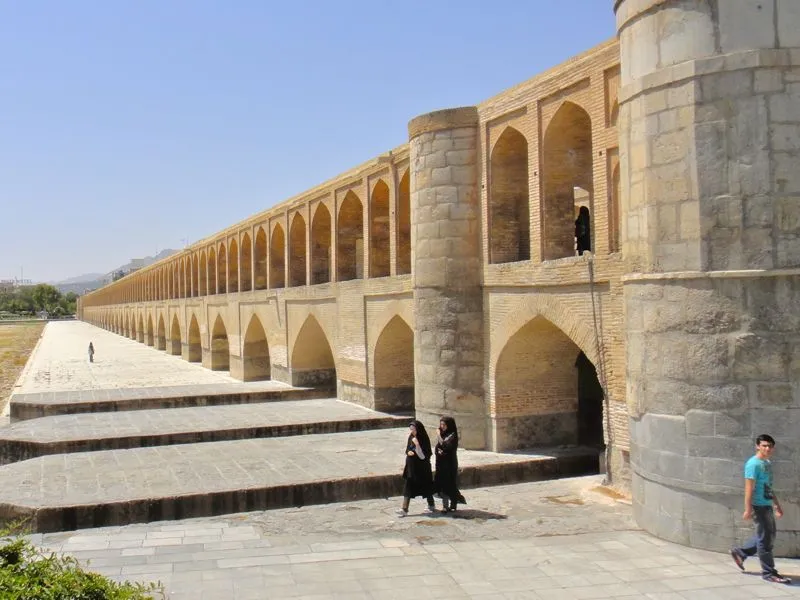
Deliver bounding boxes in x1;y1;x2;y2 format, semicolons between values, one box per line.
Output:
575;206;591;255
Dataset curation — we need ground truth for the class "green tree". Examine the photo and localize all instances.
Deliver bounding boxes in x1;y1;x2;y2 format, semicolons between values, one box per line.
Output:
30;284;62;313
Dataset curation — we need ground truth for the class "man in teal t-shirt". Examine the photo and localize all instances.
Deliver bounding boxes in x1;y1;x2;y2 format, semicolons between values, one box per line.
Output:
730;435;791;584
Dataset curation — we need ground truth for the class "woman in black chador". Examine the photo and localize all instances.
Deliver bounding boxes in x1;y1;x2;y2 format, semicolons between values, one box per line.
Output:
397;420;436;517
575;206;591;256
434;416;467;513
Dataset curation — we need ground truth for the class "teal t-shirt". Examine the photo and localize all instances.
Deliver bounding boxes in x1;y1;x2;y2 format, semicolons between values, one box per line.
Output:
744;455;773;506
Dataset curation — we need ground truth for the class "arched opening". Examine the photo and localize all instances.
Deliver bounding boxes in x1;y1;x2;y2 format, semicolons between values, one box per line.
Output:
187;314;202;362
137;315;145;343
609;163;620;253
156;315;166;351
217;244;227;294
228;239;239;293
490;127;530;263
542;102;594;260
270;224;285;288
182;260;189;298
576;352;605;449
311;204;331;284
240;233;252;292
208;248;217;295
337;191;363;281
146;316;154;346
291;315;335;387
397;170;411;275
242;315;270;381
289;213;307;287
210;315;229;371
190;256;198;297
169;316;181;355
198;251;207;296
254;227;267;290
170;268;176;299
493;316;603;453
373;316;414;414
370;180;390;278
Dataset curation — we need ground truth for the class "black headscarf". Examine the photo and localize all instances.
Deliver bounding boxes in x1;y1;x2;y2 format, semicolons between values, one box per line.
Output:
439;416;458;445
409;420;432;459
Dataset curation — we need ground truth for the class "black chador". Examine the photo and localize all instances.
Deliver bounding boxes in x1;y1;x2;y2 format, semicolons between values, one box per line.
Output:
397;420;436;516
434;416;466;512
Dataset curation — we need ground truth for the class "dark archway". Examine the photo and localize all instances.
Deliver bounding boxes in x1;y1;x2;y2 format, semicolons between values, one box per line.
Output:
228;239;239;293
311;204;331;284
370;180;390;278
337;191;363;281
146;316;154;347
254;227;267;290
187;315;202;363
397;170;411;275
576;352;605;449
169;316;181;356
270;224;285;288
289;213;307;287
156;315;166;351
240;233;252;292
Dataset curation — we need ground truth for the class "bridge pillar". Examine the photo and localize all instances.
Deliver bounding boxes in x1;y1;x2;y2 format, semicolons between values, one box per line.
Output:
408;107;486;449
617;0;800;552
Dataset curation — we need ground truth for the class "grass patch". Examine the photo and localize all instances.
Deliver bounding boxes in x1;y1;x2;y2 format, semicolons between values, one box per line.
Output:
0;322;45;415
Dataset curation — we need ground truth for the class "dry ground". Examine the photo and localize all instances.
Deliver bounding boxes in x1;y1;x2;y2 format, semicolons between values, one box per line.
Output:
0;321;45;414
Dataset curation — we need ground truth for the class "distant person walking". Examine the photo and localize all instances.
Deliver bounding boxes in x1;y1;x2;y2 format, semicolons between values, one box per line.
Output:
88;342;95;363
730;434;791;584
434;416;466;513
396;420;436;517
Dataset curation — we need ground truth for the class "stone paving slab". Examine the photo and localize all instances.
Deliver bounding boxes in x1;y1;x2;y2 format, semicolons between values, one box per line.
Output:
9;382;329;421
25;476;800;599
0;399;408;463
0;428;598;533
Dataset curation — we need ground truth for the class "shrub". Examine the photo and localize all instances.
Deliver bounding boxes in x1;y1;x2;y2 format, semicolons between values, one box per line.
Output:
0;530;163;600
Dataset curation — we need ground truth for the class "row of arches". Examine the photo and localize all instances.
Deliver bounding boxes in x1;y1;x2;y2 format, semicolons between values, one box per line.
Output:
91;172;411;305
90;308;606;450
489;101;620;264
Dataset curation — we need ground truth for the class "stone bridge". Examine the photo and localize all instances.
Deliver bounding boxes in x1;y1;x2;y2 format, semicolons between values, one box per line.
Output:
79;1;800;555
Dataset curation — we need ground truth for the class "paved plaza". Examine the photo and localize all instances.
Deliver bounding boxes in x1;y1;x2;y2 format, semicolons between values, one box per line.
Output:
3;321;799;597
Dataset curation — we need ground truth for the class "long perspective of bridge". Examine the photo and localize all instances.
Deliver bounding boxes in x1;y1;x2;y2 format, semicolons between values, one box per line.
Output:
77;1;800;555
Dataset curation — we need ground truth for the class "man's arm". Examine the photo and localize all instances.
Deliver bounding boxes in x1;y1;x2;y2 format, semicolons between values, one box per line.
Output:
743;478;754;520
773;493;783;518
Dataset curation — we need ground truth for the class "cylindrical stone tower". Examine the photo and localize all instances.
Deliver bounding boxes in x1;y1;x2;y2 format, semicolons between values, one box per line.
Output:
616;0;800;553
408;107;485;449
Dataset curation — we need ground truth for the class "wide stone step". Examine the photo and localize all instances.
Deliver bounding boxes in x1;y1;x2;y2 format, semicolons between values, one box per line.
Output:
0;399;408;464
9;381;333;421
0;429;598;533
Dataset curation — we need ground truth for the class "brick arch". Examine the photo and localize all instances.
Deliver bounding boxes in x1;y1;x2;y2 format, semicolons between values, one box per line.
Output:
208;247;218;295
240;232;252;292
187;312;202;362
368;301;414;355
270;223;286;288
209;314;228;371
310;203;331;284
254;227;267;290
242;314;270;381
217;243;227;294
490;126;530;264
337;190;363;281
228;238;239;293
370;179;390;278
169;314;182;356
397;169;411;275
290;313;336;387
372;313;414;414
146;315;154;346
542;100;594;260
289;213;307;287
491;297;598;377
156;313;166;350
137;314;145;343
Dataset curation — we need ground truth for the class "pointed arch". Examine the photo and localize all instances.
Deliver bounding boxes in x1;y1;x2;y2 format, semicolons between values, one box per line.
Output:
187;314;202;362
291;315;335;387
373;315;414;413
490;126;530;263
254;227;267;290
311;204;331;284
242;315;270;381
228;238;239;293
289;213;307;287
337;190;363;281
146;315;154;346
270;224;286;288
137;314;145;343
208;247;218;295
210;315;229;371
240;232;252;292
370;179;390;278
397;170;411;275
493;316;603;450
190;255;198;297
217;243;227;294
199;251;207;296
542;101;594;260
182;259;189;298
169;315;181;355
156;314;166;351
610;160;621;254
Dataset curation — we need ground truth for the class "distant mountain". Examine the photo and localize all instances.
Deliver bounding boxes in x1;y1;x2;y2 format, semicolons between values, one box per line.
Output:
54;249;179;295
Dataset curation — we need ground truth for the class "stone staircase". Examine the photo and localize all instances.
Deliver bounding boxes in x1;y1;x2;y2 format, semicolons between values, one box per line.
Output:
0;384;599;533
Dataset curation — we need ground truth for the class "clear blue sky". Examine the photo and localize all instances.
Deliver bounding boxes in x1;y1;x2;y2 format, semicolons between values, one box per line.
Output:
0;1;615;283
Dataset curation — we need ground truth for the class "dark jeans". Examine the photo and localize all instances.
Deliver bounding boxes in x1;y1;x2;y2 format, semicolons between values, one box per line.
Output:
735;505;777;577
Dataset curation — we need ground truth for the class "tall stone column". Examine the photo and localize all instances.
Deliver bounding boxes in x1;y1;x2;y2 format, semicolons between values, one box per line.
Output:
408;107;485;449
616;0;800;553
